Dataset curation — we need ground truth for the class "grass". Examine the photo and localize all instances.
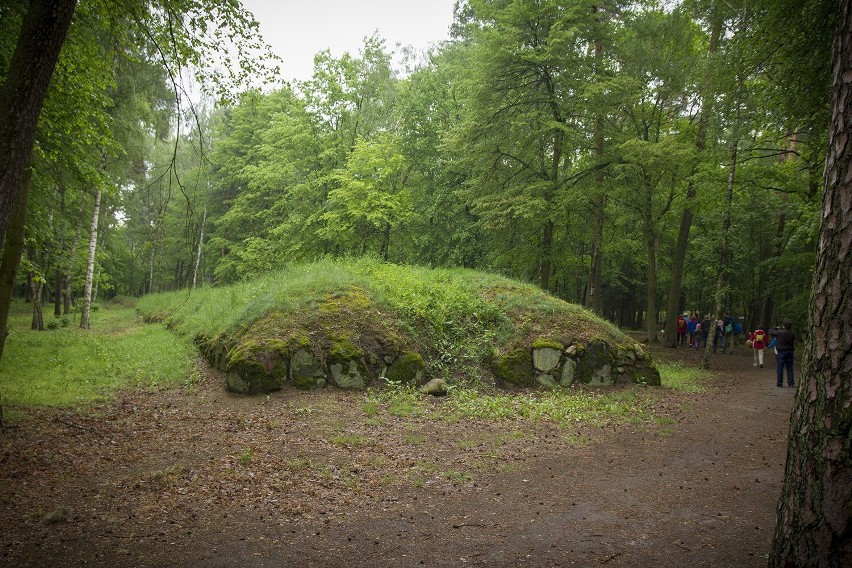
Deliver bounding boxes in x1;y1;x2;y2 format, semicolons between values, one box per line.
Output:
657;361;711;392
0;303;198;408
362;382;653;427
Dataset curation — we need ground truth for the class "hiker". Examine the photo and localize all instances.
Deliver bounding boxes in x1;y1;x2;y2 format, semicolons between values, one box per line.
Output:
687;314;698;346
749;325;768;368
722;315;736;353
693;322;702;349
713;319;725;353
769;319;796;387
676;314;687;346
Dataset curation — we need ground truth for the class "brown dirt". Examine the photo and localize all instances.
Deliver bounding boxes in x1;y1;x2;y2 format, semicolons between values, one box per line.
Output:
1;344;796;567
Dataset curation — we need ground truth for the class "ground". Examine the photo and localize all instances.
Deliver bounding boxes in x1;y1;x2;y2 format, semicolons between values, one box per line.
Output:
1;343;796;567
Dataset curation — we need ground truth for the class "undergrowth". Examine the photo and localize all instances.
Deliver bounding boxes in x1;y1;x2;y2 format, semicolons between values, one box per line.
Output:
0;304;198;408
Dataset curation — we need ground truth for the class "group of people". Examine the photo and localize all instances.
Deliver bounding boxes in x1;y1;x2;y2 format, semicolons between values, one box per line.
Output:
674;312;797;387
675;312;714;350
748;319;797;388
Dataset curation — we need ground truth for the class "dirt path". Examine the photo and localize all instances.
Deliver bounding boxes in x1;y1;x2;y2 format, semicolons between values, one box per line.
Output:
1;346;796;567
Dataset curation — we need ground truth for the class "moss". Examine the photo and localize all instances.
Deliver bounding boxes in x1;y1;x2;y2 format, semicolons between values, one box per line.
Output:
385;352;426;384
491;348;533;387
532;337;564;350
328;335;363;362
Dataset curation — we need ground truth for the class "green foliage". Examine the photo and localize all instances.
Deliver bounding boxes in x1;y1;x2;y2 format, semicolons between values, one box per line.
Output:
0;306;197;407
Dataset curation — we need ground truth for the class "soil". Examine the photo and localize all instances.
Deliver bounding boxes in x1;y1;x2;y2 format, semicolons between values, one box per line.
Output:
1;343;796;567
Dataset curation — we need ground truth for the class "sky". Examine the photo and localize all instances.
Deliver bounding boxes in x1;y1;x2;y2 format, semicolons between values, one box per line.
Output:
240;0;458;83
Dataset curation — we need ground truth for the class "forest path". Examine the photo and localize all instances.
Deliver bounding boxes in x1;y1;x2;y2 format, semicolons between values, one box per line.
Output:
185;347;796;568
1;345;796;567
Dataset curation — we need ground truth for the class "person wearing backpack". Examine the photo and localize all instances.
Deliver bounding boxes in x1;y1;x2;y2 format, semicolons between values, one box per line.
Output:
749;326;768;368
769;319;796;387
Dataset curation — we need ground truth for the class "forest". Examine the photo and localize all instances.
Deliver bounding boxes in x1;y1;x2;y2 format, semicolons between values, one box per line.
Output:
0;0;835;347
1;1;850;566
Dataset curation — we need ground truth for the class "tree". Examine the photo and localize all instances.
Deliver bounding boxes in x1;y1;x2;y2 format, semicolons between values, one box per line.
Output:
0;0;77;249
770;0;851;562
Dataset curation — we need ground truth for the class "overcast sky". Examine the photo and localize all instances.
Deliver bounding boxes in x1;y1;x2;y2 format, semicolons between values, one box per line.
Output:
240;0;458;83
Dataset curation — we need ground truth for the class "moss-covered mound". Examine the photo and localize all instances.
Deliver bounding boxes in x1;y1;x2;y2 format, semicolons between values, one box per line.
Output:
138;259;659;394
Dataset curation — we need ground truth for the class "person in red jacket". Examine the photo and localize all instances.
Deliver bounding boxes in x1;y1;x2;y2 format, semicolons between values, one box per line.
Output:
676;314;687;346
749;325;768;368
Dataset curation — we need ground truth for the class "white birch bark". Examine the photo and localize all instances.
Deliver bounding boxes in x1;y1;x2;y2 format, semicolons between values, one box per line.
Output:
80;188;101;329
192;202;207;290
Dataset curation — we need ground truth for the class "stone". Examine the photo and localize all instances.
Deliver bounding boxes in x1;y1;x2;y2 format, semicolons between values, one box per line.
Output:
532;347;562;373
330;359;367;389
385;352;426;385
577;340;615;386
565;345;577;356
560;358;577;386
290;348;326;390
536;374;558;388
419;378;448;396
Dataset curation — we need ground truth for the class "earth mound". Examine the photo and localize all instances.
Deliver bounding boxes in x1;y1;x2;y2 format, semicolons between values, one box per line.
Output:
137;259;659;394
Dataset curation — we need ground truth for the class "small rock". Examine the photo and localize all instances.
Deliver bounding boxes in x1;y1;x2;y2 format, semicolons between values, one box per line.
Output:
419;378;448;396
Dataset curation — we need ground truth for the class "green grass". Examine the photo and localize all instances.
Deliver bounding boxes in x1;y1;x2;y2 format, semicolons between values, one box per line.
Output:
0;304;198;408
658;361;711;392
363;383;652;426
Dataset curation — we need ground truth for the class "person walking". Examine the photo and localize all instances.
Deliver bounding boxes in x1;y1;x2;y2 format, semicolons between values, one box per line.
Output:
713;319;725;353
676;314;687;346
769;319;796;387
749;325;768;368
687;314;698;346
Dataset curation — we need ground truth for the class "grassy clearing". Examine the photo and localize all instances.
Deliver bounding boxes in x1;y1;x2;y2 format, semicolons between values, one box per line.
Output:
657;361;711;392
0;303;198;408
363;383;653;427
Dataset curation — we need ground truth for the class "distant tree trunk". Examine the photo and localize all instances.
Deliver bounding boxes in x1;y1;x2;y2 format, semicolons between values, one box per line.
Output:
380;221;391;262
63;200;84;315
30;278;44;330
0;165;32;357
80;188;101;329
701;98;740;369
770;1;852;562
665;19;722;347
645;231;658;343
0;0;77;248
192;202;207;290
147;241;156;294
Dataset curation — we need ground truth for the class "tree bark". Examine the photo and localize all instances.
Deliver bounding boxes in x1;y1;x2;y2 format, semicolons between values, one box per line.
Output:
701;99;740;370
0;0;78;248
30;279;44;330
192;202;207;290
80;188;101;329
664;17;722;347
0;165;33;357
645;232;658;343
63;199;84;315
770;1;852;563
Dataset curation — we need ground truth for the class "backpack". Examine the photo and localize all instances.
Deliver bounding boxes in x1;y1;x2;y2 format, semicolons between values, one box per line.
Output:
755;332;765;344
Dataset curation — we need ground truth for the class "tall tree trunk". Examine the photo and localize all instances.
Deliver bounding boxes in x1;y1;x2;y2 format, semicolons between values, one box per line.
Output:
770;1;852;562
147;240;156;295
63;200;84;315
701;99;740;369
80;189;101;329
664;16;722;348
0;0;77;247
645;231;657;343
0;165;32;358
30;278;44;330
192;202;207;290
585;11;607;313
